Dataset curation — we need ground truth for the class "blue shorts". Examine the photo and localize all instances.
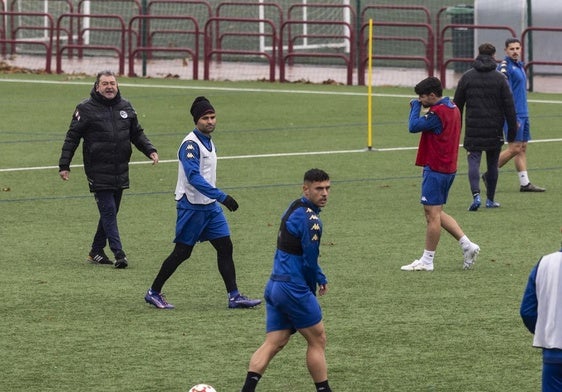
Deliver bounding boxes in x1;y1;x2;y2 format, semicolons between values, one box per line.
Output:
504;116;531;142
174;203;230;245
420;167;455;206
264;280;322;333
542;362;562;392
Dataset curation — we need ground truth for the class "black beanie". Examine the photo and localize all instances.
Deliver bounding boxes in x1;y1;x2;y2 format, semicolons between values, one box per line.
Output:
190;96;215;123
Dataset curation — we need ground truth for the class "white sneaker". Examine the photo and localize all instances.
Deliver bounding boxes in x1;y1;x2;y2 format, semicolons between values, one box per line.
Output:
401;259;434;271
463;244;480;269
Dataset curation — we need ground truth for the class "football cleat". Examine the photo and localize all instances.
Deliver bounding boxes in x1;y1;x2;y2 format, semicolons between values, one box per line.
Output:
520;183;546;192
228;294;262;309
145;289;175;309
400;259;434;271
485;199;500;208
468;194;481;212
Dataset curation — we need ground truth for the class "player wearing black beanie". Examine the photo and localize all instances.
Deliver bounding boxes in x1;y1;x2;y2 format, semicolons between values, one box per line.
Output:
190;96;215;124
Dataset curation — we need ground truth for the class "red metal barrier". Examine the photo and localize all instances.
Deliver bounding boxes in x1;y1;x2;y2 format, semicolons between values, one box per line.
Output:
280;19;354;85
203;16;277;82
358;21;434;86
521;26;562;91
7;0;73;57
438;24;516;88
286;3;355;68
128;14;199;79
215;1;282;63
78;0;141;14
148;0;212;16
0;11;54;73
146;0;212;61
76;0;140;59
522;26;562;67
56;13;126;75
359;5;434;86
0;4;7;57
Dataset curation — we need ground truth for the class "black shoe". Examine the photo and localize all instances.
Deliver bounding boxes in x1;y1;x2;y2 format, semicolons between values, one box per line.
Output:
87;250;114;265
114;256;128;269
520;183;546;192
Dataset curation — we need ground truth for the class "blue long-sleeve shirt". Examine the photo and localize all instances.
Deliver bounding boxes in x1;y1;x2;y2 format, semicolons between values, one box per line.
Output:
521;262;539;334
271;197;327;294
499;57;529;116
408;98;447;135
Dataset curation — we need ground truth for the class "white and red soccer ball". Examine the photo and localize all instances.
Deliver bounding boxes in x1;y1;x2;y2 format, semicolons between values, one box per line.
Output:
189;384;217;392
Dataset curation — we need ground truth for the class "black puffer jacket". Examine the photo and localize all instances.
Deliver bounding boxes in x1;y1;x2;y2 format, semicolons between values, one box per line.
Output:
453;54;517;151
59;86;157;192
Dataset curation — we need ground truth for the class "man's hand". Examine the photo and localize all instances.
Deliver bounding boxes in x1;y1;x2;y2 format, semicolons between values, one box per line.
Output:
59;170;70;181
150;152;159;165
221;195;239;212
318;284;328;296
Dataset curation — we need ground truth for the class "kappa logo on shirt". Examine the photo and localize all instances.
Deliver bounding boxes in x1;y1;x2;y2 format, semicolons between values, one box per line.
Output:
186;152;194;159
74;110;80;121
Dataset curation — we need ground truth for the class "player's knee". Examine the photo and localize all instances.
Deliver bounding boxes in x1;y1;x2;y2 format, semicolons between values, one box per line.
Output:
212;236;233;256
173;242;193;260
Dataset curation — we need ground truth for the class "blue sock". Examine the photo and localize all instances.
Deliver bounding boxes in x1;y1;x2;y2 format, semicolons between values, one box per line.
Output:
228;290;239;299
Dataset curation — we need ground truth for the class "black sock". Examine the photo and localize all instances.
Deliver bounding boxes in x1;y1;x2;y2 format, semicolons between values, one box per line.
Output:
241;371;261;392
151;243;192;292
315;380;332;392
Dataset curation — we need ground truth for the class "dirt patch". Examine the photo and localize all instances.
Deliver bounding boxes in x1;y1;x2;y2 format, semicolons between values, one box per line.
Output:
0;61;48;74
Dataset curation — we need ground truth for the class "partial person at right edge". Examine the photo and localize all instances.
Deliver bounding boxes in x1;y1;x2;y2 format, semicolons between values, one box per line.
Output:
453;43;518;211
520;227;562;391
490;37;546;193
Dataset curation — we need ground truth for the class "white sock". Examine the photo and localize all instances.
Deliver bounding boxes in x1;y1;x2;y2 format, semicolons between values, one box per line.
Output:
421;250;435;264
459;235;471;250
519;171;530;186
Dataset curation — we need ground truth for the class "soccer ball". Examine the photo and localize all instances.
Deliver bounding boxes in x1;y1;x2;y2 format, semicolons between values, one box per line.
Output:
189;384;217;392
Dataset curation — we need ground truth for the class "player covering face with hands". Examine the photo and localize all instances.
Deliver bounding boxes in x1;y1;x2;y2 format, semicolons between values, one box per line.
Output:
401;77;479;272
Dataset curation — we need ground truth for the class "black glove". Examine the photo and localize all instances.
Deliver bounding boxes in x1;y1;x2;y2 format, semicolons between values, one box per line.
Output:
221;195;239;212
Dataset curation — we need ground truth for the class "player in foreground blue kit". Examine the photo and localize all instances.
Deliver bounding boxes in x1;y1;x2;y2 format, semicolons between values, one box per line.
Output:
241;169;332;392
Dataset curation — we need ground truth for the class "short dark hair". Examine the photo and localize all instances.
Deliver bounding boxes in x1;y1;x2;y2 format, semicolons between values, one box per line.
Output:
414;76;443;97
304;168;330;183
505;38;521;48
95;70;116;85
478;43;496;56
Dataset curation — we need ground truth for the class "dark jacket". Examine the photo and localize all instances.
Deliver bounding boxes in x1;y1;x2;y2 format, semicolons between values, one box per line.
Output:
59;86;157;192
453;54;517;151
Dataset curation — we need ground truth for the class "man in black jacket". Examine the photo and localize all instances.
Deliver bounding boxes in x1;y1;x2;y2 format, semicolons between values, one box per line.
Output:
453;43;517;211
59;70;159;268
